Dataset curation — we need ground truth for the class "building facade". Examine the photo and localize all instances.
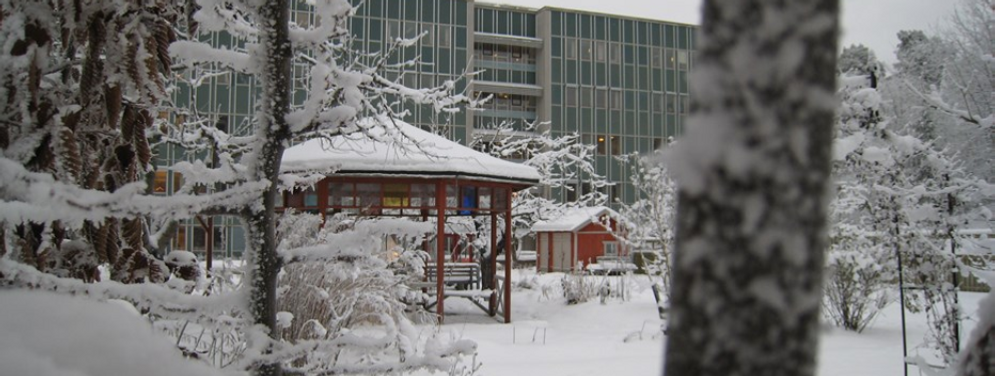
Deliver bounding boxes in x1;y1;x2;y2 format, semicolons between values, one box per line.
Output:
154;1;696;256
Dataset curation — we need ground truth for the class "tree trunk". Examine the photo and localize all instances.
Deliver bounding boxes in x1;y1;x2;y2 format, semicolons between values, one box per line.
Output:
958;322;995;376
662;1;839;375
246;0;291;375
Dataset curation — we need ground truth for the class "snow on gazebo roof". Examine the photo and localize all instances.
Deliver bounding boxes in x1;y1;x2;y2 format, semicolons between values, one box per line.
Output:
281;118;540;185
531;206;619;233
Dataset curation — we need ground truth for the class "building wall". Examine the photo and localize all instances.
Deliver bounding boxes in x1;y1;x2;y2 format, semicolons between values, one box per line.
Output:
155;1;694;257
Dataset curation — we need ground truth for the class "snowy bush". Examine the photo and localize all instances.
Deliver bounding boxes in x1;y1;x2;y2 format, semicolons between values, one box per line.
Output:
560;268;629;305
561;272;596;305
823;244;891;332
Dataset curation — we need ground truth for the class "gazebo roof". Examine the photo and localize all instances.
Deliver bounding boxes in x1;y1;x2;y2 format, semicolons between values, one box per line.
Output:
281;119;541;185
531;206;619;233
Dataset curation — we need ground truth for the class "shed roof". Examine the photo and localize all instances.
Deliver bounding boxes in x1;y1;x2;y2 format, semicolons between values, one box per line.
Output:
281;119;541;185
531;206;619;233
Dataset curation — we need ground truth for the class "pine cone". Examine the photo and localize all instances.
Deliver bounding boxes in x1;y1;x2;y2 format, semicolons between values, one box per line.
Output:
105;84;122;130
59;127;82;181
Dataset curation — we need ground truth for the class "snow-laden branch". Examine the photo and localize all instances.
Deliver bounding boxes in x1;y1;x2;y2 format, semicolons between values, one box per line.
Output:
170;41;256;74
280;218;433;264
902;79;992;128
0;157;267;226
288;0;353;46
0;258;246;323
192;0;259;37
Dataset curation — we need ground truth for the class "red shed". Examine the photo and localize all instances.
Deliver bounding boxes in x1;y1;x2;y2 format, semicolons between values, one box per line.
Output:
532;207;627;273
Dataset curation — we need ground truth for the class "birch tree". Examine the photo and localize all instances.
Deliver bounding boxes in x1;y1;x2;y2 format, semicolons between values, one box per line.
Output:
618;150;677;293
470;120;610;242
662;1;839;375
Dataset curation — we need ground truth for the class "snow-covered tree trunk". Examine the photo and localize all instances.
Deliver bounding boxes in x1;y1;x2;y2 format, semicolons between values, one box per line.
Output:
663;1;839;375
246;1;291;375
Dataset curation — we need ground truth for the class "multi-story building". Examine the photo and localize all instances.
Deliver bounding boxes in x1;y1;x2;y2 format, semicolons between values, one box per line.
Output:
154;0;696;256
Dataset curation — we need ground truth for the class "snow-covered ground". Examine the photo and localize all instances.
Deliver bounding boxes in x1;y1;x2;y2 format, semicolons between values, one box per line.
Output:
427;270;985;376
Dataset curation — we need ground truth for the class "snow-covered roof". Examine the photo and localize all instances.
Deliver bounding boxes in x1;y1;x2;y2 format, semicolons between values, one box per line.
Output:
281;119;541;185
531;206;619;233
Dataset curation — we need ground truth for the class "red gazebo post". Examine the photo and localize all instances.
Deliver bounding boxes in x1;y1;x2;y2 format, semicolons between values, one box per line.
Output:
435;181;447;323
489;211;498;316
503;188;513;323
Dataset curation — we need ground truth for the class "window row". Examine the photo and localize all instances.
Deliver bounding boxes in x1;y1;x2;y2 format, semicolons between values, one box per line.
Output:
551;11;694;50
562;87;689;114
351;0;467;26
475;92;538;113
474;43;538;64
281;182;511;215
474;7;537;37
580;134;664;156
474;68;537;85
561;39;690;70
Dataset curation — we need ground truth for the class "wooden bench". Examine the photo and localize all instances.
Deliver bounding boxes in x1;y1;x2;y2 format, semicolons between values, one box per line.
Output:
424;262;481;290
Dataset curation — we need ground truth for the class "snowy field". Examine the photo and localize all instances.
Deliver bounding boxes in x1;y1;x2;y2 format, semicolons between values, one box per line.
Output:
425;270;985;376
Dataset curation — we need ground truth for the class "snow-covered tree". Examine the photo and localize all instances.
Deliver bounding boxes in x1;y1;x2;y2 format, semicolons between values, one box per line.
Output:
1;1;479;375
833;62;993;364
470;120;610;248
888;0;994;183
617;150;677;294
0;0;178;283
662;1;840;375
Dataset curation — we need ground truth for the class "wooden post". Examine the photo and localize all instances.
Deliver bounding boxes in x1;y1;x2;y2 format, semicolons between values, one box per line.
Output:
206;216;213;271
504;188;513;323
435;181;447;323
195;215;214;272
489;212;498;316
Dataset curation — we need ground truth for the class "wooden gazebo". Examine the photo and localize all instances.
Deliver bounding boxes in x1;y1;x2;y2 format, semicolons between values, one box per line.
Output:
279;119;540;323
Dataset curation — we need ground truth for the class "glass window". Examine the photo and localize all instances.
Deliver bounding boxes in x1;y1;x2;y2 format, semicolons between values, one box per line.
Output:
460;186;477;215
192;226;206;250
387;20;400;41
438;26;451;48
580;40;592;60
153;171;168;194
494;188;508;210
653;93;664;113
410;184;435;207
610;90;621;110
581;88;592;108
404;22;418;39
356;183;380;208
565;86;578;107
595;41;606;62
652;48;663;68
383;183;409;207
304;187;318;207
479;187;492;209
665;49;676;69
666;95;676;114
445;184;458;210
610;136;620;155
564;38;577;59
596;88;607;109
287;190;304;207
609;44;620;64
677;50;689;70
596;134;607;155
604;241;618;257
422;26;433;46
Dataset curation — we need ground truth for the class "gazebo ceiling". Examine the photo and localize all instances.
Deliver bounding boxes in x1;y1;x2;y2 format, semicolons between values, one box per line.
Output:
281;118;540;187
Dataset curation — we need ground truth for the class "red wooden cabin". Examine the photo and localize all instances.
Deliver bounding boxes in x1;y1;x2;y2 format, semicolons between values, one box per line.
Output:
533;207;627;273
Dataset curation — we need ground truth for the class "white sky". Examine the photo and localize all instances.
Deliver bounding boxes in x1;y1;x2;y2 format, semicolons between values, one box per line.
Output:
481;0;959;65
